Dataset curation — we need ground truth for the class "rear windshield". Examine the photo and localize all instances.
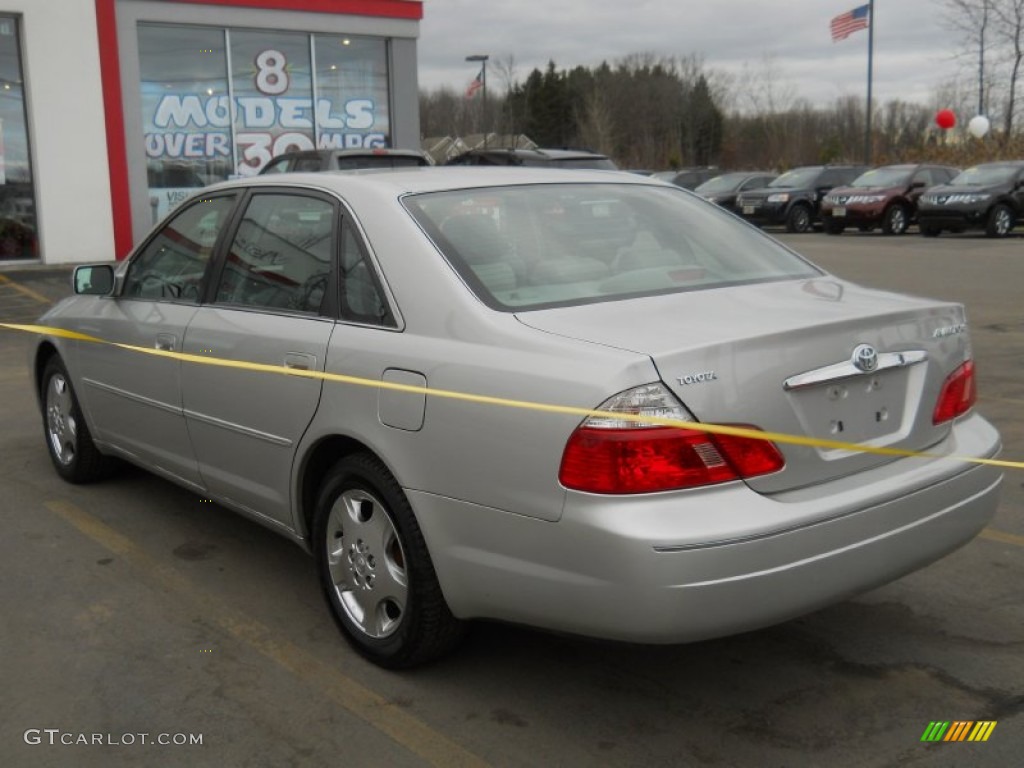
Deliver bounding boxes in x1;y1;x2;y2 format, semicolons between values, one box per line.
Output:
403;183;821;311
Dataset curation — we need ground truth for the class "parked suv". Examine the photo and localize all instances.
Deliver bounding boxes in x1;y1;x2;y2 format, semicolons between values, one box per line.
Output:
445;147;618;170
916;161;1024;237
261;148;432;174
736;165;866;233
821;164;959;235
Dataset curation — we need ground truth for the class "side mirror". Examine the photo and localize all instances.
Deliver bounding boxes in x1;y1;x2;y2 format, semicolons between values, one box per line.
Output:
910;181;926;189
73;264;115;296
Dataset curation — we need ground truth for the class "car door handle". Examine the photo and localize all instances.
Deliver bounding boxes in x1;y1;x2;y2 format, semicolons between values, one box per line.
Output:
284;352;316;371
155;333;176;352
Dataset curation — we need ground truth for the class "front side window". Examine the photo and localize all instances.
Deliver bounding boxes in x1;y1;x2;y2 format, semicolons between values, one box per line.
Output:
123;195;237;301
404;183;821;311
214;193;334;313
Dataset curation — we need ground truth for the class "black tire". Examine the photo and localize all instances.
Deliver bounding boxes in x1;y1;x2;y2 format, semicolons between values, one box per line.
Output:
313;453;465;668
919;223;941;238
785;204;813;233
824;220;845;235
40;356;113;483
985;203;1014;238
881;204;909;235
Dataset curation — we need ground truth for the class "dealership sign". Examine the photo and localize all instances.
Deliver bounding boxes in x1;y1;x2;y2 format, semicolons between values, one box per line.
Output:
142;49;389;175
144;93;386;169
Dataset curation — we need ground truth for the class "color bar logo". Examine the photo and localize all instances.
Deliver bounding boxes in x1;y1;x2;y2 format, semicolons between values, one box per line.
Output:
921;721;997;742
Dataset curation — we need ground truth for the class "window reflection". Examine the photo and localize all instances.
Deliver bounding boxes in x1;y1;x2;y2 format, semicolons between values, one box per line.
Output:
139;25;231;224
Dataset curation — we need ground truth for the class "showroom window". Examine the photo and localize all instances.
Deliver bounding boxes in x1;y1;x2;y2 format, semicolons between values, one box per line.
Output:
138;23;391;223
0;16;37;260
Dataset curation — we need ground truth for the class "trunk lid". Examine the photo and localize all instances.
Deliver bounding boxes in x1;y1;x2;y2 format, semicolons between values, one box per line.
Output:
517;278;972;493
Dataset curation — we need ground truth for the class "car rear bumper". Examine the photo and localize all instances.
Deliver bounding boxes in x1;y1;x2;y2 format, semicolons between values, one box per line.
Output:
411;412;1002;643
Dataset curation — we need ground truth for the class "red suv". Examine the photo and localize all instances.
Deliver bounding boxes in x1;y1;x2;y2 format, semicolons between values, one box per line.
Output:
820;164;959;235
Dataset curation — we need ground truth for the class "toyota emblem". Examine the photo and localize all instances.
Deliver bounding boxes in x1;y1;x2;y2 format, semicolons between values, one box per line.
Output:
852;343;879;372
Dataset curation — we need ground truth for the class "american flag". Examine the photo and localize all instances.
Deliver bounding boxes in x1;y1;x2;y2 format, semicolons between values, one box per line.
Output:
465;68;484;99
831;4;870;42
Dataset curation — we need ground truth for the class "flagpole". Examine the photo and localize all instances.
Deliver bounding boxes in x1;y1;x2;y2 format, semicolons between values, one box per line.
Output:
865;0;874;165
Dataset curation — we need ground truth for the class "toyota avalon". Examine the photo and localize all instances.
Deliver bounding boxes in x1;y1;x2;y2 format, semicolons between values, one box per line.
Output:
31;168;1002;667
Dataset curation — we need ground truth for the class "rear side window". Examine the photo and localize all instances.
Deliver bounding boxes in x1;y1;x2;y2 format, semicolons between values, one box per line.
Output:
339;220;394;326
214;193;334;314
123;195;237;302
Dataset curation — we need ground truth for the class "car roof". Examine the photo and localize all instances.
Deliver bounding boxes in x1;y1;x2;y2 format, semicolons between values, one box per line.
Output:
207;166;644;197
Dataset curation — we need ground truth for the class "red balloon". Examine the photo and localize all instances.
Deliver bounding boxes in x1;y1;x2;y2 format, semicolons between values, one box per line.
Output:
935;109;956;130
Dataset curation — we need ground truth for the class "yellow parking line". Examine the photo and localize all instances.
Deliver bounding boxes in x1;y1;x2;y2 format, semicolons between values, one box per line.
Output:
980;528;1024;548
0;273;53;305
44;499;489;768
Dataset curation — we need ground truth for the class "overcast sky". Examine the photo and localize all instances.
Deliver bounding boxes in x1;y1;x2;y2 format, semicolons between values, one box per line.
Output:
418;0;972;110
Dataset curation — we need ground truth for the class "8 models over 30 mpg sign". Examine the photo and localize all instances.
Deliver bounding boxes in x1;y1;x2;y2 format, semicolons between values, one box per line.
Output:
142;47;390;178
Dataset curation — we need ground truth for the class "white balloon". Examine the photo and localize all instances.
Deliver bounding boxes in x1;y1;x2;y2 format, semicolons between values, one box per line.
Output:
968;115;990;138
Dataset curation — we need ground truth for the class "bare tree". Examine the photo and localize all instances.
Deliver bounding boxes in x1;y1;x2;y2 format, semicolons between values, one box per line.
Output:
943;0;993;115
733;55;799;167
575;87;615;156
992;0;1024;141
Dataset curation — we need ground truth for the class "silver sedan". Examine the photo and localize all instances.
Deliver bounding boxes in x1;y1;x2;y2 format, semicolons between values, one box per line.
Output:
31;168;1003;668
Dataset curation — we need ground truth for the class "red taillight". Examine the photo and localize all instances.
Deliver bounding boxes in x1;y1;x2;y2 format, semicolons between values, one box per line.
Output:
559;424;784;494
933;360;976;424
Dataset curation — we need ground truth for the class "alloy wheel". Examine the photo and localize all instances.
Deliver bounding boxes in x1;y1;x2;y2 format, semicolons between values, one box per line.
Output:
325;488;408;639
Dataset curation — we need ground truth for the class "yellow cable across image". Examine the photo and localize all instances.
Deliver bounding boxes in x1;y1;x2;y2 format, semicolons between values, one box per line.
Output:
4;321;1023;471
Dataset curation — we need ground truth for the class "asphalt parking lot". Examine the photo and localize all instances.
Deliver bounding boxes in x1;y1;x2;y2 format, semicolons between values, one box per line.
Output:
1;230;1022;767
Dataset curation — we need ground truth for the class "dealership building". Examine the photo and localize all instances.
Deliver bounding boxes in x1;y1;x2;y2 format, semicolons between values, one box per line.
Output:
0;0;422;265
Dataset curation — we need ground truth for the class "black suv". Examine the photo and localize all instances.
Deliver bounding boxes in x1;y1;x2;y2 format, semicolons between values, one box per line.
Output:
261;148;431;174
916;161;1024;237
736;165;867;233
445;148;618;170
